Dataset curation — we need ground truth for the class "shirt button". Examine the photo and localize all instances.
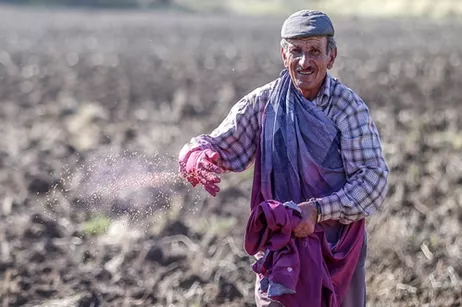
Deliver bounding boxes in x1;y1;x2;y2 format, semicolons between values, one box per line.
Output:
287;267;293;272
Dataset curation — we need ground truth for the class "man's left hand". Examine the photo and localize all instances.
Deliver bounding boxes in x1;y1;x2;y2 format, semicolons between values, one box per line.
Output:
178;145;222;196
293;201;318;238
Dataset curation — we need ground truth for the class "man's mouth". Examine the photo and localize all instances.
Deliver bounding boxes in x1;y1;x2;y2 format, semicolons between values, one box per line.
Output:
297;68;314;75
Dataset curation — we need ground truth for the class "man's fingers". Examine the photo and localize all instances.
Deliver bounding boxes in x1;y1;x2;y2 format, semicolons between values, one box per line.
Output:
293;218;314;238
204;183;220;197
292;202;317;237
199;160;222;174
293;225;307;235
293;224;303;233
293;229;311;238
198;170;221;184
179;149;221;195
182;167;220;183
181;171;200;186
178;147;223;197
294;232;309;238
293;226;314;238
293;217;308;232
200;172;221;196
180;168;221;196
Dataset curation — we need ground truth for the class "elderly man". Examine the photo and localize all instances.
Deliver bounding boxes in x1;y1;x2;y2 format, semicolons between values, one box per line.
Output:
179;9;388;307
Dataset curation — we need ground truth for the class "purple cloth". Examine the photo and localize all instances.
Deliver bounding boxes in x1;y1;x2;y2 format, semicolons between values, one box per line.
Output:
246;200;365;307
247;70;366;307
245;200;302;296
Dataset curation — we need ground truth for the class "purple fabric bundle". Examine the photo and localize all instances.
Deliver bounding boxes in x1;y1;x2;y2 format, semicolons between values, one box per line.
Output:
245;200;365;307
245;200;302;297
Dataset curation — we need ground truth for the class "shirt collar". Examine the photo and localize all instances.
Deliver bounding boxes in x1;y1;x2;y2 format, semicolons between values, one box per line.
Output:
315;74;333;106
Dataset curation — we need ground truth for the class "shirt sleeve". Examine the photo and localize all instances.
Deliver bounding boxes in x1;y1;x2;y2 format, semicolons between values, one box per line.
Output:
188;88;267;172
317;97;389;224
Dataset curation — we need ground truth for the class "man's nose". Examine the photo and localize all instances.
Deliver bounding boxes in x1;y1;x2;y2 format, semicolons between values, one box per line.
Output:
298;53;311;69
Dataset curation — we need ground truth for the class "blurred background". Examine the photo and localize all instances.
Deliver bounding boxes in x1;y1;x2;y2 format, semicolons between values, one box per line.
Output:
0;1;461;307
1;0;462;17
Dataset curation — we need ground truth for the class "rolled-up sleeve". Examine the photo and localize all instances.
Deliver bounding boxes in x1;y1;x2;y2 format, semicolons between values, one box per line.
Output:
188;84;272;172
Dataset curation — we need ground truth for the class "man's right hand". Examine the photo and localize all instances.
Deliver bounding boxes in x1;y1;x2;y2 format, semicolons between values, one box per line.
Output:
178;145;222;196
292;201;318;238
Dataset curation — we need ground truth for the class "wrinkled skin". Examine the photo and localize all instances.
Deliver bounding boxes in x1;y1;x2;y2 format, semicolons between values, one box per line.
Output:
293;201;318;237
281;36;337;100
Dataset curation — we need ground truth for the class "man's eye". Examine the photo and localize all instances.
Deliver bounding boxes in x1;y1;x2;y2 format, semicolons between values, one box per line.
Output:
290;48;301;54
311;49;321;55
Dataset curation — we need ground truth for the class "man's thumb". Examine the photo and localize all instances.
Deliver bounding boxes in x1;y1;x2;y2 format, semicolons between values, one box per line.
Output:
204;149;220;161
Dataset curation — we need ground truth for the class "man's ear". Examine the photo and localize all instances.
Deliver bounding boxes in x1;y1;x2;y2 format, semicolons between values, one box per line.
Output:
327;47;337;70
280;47;289;68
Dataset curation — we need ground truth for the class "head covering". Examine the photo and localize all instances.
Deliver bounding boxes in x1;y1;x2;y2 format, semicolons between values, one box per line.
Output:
281;10;334;39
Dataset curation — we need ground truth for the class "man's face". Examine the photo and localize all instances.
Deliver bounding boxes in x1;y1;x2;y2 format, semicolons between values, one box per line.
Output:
281;36;337;100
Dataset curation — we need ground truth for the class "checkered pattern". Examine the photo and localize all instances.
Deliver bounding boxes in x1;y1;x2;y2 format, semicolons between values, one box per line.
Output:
189;74;389;223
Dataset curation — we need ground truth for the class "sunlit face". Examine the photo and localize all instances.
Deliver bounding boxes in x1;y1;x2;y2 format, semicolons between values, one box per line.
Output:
281;36;337;100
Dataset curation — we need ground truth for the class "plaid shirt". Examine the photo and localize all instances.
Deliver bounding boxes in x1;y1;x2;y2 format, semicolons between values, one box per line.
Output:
190;74;389;224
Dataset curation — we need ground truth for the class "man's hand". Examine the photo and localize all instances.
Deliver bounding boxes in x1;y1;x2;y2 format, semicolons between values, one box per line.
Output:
293;201;318;238
178;145;222;196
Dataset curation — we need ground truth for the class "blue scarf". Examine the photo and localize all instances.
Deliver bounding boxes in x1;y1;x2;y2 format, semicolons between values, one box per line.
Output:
261;70;346;203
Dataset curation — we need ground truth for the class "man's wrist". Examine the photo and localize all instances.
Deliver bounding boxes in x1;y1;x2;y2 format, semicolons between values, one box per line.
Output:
283;200;302;214
315;201;322;223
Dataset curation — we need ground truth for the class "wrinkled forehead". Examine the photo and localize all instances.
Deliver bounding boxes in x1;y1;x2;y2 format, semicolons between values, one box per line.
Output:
286;36;327;48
